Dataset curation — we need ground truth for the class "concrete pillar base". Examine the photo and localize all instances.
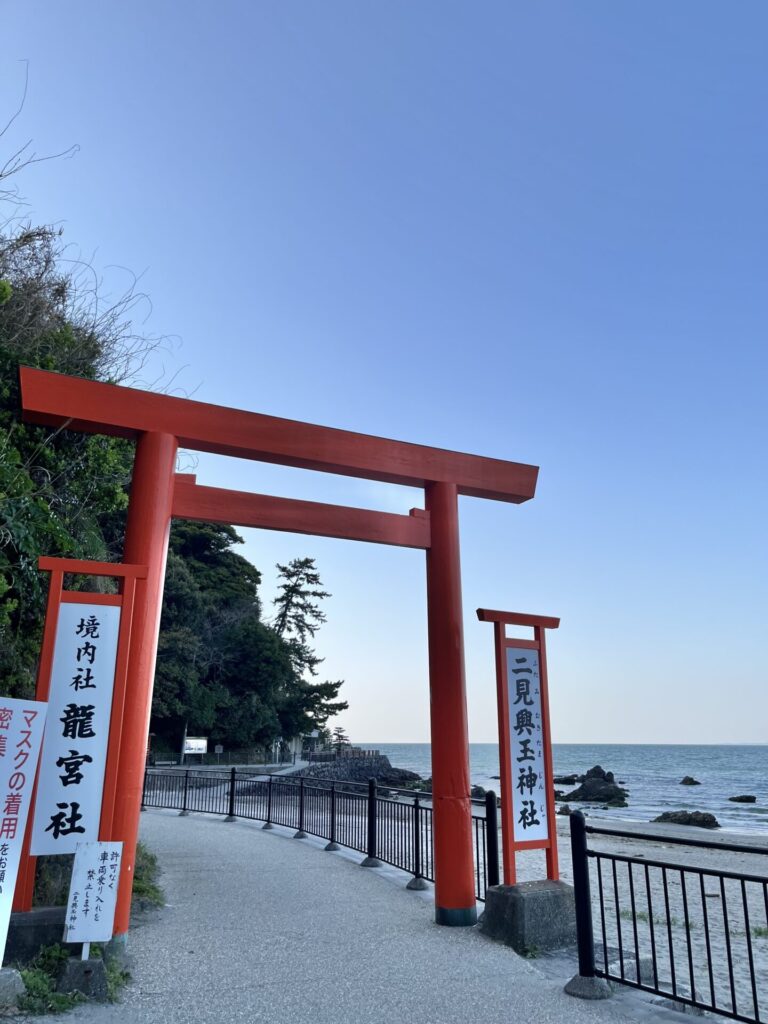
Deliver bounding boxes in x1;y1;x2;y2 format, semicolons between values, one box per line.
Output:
360;856;384;867
435;905;477;926
406;876;430;891
57;958;109;1001
262;822;274;830
293;830;308;839
178;810;190;817
224;815;237;822
479;880;576;953
324;841;340;851
565;975;613;1000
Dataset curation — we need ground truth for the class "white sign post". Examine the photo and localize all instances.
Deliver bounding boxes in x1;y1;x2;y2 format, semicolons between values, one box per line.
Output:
0;698;47;962
31;603;120;855
63;841;123;956
183;737;207;755
507;647;549;843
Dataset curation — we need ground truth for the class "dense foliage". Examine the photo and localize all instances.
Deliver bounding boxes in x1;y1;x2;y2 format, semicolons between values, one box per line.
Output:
0;207;346;750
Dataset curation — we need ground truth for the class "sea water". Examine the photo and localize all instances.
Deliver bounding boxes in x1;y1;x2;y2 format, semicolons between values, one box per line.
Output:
364;743;768;833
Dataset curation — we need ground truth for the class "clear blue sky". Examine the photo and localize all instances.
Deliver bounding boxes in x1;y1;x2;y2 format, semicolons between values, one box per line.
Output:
4;3;767;743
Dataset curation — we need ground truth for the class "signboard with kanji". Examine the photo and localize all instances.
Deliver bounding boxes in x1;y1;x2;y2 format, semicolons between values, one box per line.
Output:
63;841;122;943
30;603;120;855
507;647;548;843
0;699;47;958
183;737;207;754
477;608;560;884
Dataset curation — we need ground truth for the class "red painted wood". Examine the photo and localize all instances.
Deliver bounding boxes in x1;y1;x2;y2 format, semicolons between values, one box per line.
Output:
536;624;560;881
476;608;560;629
99;576;138;841
425;482;477;921
60;592;122;606
493;621;516;885
111;432;178;935
38;557;147;578
172;480;431;549
20;368;538;503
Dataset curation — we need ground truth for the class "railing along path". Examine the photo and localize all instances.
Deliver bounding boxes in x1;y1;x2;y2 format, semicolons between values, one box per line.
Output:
142;768;498;902
570;810;768;1024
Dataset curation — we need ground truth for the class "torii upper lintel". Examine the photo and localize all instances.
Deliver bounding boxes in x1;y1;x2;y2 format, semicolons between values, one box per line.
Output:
19;367;538;503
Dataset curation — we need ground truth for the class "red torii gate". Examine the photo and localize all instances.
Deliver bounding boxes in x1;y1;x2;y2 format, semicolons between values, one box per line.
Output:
19;366;539;930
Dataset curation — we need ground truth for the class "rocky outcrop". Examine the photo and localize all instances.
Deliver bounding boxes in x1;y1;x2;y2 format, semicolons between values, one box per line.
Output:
728;794;757;803
562;765;629;808
295;755;421;789
653;811;720;829
680;776;701;786
553;774;579;785
557;804;572;816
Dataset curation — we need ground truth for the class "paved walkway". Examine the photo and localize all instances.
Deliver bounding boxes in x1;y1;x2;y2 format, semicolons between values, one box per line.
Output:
55;810;662;1024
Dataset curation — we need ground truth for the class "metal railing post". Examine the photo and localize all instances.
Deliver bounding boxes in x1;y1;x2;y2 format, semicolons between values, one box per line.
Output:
140;769;148;812
325;783;340;851
485;790;500;888
406;795;429;890
224;766;237;821
262;775;274;830
179;769;190;816
294;776;308;838
361;777;383;867
570;811;596;977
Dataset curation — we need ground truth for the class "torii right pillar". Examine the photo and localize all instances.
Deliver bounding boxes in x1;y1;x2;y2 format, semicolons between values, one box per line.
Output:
425;481;477;926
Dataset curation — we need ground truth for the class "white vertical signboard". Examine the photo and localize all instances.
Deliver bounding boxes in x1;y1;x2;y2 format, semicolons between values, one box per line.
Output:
0;698;47;959
63;841;122;944
31;603;120;855
507;647;549;843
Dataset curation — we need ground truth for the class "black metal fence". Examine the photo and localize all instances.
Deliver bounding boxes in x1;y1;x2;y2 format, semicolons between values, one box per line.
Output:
570;810;768;1023
142;768;499;902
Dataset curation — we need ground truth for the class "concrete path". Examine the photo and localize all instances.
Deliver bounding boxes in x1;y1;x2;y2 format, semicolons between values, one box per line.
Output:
54;810;660;1024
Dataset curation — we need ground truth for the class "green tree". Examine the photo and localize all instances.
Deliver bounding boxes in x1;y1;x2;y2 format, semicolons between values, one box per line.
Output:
0;223;140;696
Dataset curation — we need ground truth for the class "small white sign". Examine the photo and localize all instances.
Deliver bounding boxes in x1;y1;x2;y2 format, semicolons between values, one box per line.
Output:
31;603;121;855
183;737;207;754
63;841;122;943
0;699;47;960
214;744;223;754
507;647;549;843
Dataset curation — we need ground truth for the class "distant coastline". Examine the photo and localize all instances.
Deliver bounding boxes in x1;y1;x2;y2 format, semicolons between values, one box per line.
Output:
360;742;768;834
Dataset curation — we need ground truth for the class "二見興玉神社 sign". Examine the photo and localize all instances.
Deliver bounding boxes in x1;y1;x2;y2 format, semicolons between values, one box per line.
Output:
30;603;120;855
0;699;47;957
507;647;548;843
477;608;560;884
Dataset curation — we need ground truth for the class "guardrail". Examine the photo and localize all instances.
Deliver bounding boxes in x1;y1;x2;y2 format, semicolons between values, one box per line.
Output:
142;768;499;901
570;810;768;1023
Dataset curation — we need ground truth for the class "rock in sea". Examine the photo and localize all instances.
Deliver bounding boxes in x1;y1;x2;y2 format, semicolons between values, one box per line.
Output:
653;811;719;829
563;765;629;808
728;794;757;803
680;776;701;786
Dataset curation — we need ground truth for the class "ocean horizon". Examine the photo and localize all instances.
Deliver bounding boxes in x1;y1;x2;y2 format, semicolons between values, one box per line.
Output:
359;742;768;834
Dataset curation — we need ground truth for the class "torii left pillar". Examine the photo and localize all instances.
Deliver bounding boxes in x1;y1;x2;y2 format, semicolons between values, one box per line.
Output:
111;431;177;937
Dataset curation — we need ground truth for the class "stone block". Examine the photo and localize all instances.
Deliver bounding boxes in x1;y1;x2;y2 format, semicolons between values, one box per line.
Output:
56;957;109;1001
4;907;66;966
0;967;25;1007
479;880;576;954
